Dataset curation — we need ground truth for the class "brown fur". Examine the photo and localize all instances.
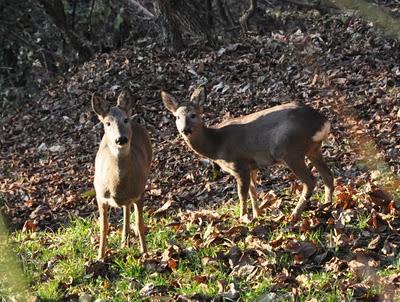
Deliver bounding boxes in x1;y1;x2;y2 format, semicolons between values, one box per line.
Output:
162;87;334;222
93;91;152;259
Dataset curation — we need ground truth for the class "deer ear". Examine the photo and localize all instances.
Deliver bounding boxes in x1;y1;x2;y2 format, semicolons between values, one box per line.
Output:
190;86;206;108
161;91;179;114
117;90;134;116
91;93;110;119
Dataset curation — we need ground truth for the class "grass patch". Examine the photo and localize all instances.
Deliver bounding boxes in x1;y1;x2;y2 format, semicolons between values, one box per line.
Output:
12;218;95;300
2;196;399;301
81;189;96;200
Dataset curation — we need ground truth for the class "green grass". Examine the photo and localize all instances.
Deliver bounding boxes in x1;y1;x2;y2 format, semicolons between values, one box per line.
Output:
12;218;95;300
5;214;233;301
1;197;399;301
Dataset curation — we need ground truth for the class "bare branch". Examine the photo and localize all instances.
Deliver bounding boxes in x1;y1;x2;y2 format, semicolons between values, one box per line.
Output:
127;0;155;18
240;0;257;33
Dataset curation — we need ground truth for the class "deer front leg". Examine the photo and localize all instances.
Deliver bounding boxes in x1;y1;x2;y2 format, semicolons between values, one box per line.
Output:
249;170;260;218
308;149;334;205
285;157;316;222
98;201;109;260
134;199;147;253
122;204;131;248
235;170;251;220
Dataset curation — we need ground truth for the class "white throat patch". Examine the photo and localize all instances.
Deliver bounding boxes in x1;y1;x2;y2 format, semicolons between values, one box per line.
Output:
312;121;331;142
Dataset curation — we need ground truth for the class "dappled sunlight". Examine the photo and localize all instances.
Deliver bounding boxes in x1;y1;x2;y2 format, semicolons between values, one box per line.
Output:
1;0;399;300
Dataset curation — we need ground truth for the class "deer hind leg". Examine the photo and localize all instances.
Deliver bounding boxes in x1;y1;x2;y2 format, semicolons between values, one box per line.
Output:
97;200;109;260
122;204;131;248
235;168;251;219
249;170;261;218
308;148;334;205
134;197;147;253
285;157;316;221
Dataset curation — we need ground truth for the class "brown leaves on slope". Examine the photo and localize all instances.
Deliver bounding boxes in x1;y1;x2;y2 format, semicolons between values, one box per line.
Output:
1;7;400;300
2;12;400;229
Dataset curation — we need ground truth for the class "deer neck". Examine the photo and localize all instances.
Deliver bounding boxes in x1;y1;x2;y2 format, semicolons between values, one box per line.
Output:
184;125;221;160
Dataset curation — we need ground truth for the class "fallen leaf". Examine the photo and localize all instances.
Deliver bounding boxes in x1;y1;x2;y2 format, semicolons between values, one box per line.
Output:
22;219;38;232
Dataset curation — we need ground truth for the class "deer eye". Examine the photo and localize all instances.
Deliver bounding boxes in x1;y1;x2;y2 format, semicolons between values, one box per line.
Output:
190;113;196;119
124;118;129;124
106;122;111;126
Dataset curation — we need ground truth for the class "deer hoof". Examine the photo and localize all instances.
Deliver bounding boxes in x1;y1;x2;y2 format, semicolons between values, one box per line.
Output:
239;214;252;224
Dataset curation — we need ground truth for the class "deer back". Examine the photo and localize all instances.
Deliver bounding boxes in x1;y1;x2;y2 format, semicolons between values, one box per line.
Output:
212;103;329;165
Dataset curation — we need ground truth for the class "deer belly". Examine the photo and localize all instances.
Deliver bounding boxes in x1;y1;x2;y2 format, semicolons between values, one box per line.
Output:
252;153;276;168
104;191;140;207
95;183;141;208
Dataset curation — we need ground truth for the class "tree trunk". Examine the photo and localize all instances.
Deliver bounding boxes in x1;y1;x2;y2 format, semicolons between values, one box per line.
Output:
38;0;93;61
172;0;212;43
216;0;232;27
155;0;184;52
206;0;213;28
155;0;213;52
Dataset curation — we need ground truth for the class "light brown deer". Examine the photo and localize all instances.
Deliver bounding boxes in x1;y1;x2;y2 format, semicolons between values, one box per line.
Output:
161;87;333;222
92;90;152;259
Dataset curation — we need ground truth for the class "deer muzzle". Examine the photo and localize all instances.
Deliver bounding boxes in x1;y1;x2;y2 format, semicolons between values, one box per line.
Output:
115;136;128;145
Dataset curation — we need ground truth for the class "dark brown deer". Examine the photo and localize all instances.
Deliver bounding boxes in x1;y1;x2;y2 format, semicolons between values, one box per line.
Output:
92;90;152;259
161;87;333;222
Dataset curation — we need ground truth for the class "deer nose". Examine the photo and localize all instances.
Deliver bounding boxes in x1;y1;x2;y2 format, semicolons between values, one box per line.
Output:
115;136;128;145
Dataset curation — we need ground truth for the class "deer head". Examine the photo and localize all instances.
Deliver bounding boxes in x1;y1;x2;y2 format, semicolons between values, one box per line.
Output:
161;86;206;138
92;90;134;156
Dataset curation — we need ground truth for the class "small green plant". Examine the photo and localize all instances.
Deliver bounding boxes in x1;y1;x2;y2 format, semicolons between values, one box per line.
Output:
81;189;96;200
356;212;370;229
